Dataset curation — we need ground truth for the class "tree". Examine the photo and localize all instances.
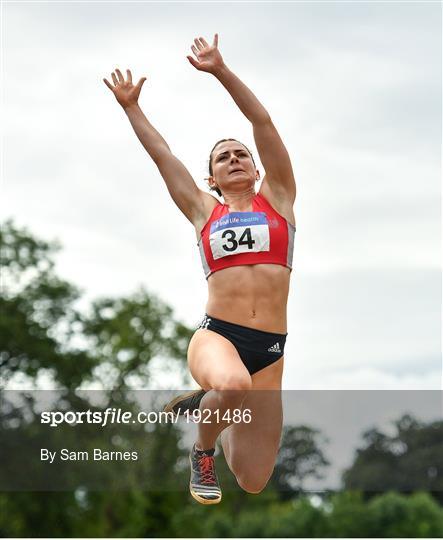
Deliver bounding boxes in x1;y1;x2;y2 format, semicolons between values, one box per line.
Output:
1;220;94;388
326;491;374;537
270;425;330;499
342;414;443;503
1;219;191;390
367;491;443;537
0;220;193;537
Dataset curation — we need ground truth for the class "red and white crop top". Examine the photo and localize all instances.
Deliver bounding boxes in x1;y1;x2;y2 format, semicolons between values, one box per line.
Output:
197;192;295;279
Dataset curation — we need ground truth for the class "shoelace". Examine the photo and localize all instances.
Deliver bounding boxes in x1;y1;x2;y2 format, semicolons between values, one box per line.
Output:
198;455;216;485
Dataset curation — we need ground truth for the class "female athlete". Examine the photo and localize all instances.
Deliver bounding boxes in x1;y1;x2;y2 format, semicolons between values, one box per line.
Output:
104;34;296;505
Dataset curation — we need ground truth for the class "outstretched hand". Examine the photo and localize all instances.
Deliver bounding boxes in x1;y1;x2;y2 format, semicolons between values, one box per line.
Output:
187;34;225;74
103;69;146;109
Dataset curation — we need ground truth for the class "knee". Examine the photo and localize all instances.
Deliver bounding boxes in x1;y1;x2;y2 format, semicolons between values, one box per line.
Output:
237;474;270;494
214;374;252;393
212;376;251;409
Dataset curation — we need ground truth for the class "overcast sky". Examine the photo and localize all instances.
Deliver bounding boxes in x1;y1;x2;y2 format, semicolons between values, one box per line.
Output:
3;1;441;390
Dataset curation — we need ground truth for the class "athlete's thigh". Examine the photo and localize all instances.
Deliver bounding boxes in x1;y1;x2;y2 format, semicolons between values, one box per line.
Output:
187;328;251;391
224;358;284;477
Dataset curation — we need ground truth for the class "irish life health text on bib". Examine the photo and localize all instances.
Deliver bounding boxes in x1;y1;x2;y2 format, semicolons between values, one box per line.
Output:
209;212;270;260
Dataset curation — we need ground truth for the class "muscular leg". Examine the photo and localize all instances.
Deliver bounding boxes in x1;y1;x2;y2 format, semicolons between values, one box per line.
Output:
220;357;284;493
187;329;252;451
187;329;284;493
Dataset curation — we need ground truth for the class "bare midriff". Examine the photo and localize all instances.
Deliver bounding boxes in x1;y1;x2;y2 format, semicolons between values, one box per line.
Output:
204;264;291;334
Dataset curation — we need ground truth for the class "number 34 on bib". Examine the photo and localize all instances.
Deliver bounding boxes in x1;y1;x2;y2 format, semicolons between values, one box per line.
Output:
209;212;270;260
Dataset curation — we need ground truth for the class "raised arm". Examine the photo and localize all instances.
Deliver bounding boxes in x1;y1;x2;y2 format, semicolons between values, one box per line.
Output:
187;35;296;203
103;68;214;225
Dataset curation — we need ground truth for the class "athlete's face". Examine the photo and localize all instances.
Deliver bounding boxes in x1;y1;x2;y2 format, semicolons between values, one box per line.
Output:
209;141;259;194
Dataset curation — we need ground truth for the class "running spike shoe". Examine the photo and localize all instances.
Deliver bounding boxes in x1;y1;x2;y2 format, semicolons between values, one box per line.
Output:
163;389;206;415
189;444;222;505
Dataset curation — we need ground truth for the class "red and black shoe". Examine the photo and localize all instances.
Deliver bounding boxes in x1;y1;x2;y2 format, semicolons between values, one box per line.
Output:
189;444;222;504
163;389;206;415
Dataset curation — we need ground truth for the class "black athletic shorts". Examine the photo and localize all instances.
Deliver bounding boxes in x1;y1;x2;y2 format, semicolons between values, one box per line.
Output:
197;314;287;375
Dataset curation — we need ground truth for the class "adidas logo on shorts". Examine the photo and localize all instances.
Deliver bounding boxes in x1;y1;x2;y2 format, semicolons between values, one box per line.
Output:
267;342;281;353
198;315;212;330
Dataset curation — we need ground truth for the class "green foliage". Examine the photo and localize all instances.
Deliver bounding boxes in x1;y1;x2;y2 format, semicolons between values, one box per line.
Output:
326;491;373;537
271;425;330;499
1;220;191;390
82;290;191;389
367;491;443;538
343;414;443;502
1;220;92;388
0;220;192;536
0;492;81;537
263;498;327;537
2;489;443;538
169;493;443;538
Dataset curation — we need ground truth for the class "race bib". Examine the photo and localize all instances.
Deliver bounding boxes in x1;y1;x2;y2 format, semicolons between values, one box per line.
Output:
209;212;270;260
